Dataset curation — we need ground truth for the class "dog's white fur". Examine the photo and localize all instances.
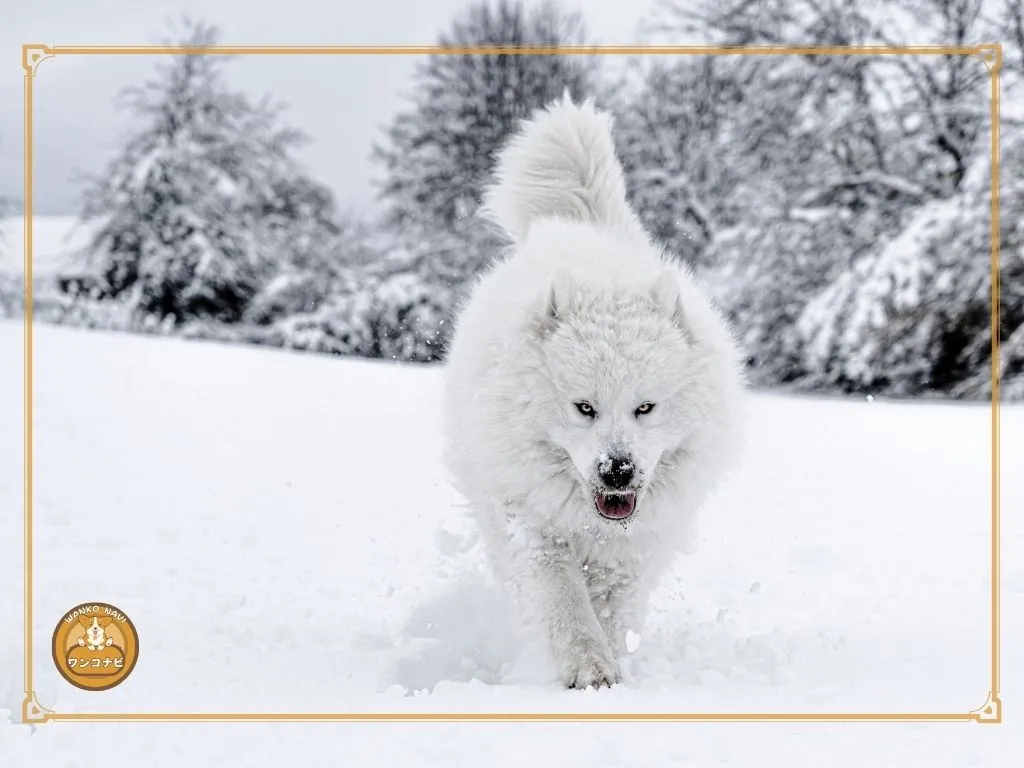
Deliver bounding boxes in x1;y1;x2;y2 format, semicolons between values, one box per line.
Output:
441;96;746;689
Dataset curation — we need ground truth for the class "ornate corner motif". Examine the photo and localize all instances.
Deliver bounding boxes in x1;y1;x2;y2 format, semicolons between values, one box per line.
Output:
972;44;1002;75
21;44;55;76
21;691;55;724
970;691;1002;723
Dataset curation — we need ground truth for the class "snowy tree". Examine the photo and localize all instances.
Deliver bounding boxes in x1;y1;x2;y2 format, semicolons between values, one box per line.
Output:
614;53;870;269
765;0;1020;398
1001;0;1024;78
635;0;1007;394
867;0;989;196
362;0;602;363
613;59;729;267
644;0;970;204
629;0;933;279
796;126;1024;399
73;19;342;325
372;0;599;277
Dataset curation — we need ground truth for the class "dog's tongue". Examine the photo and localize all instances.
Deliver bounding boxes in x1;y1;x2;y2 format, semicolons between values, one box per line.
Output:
596;491;636;520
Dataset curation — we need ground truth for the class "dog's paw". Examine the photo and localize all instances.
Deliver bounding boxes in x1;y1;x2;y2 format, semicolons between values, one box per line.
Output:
563;647;620;690
77;638;85;647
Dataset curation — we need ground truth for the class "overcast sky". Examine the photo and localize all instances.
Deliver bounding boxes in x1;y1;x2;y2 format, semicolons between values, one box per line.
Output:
3;0;658;216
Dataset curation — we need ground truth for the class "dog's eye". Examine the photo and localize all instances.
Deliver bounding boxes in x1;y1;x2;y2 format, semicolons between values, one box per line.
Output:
634;402;656;417
574;401;597;418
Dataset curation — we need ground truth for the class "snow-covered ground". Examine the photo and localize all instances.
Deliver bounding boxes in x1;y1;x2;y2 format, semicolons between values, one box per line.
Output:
0;315;1021;766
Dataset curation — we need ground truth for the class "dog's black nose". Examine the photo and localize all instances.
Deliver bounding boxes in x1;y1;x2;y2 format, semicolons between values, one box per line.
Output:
599;456;635;490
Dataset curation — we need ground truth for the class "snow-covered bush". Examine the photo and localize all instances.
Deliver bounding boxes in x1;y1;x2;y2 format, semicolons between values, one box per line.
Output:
796;130;1024;399
257;270;454;363
369;272;455;362
702;205;902;386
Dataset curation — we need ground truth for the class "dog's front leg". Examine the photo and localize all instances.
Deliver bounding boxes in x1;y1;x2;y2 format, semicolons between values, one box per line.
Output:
510;538;620;689
590;572;651;661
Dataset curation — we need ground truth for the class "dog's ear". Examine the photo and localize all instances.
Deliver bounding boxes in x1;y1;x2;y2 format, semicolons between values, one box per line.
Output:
545;266;576;322
534;267;575;338
650;269;686;328
78;615;93;628
99;616;113;627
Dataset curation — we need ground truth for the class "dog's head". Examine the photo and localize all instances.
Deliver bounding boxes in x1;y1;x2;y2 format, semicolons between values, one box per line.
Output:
534;265;702;523
79;615;113;645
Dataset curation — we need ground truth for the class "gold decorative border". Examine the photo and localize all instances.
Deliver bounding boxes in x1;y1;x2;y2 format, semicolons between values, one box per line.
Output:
20;42;1002;724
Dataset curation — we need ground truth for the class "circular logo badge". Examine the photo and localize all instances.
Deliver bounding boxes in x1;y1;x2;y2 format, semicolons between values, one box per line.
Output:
52;603;139;691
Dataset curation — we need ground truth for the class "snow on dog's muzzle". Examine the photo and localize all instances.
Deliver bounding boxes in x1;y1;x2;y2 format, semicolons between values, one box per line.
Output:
595;490;636;521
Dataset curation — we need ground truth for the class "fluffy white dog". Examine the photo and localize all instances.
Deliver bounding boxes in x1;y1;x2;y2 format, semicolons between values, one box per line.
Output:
441;95;747;689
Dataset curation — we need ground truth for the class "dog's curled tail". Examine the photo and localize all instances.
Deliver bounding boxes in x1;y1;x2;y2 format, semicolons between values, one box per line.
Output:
482;93;646;244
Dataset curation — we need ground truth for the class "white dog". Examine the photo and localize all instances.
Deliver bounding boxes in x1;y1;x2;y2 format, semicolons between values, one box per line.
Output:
441;95;746;689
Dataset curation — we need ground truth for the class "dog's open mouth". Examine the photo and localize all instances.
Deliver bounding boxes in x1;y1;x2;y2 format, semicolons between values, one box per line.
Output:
595;490;637;521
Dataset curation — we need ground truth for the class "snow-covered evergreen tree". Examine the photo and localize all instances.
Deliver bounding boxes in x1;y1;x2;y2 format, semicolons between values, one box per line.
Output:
364;0;601;362
74;19;342;325
373;0;598;276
